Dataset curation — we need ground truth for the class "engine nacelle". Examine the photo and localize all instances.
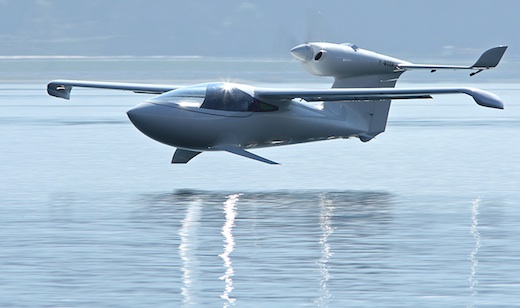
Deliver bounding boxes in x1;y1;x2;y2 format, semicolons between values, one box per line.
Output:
291;42;507;88
291;42;409;88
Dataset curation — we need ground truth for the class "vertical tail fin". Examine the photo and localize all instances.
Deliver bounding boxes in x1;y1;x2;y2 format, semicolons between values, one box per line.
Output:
471;46;508;68
330;73;402;142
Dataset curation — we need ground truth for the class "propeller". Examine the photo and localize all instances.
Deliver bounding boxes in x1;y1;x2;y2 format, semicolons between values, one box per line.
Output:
271;10;333;59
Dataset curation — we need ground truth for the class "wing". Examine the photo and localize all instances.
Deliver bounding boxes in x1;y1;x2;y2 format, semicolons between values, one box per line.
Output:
255;87;504;109
398;46;507;76
47;79;180;100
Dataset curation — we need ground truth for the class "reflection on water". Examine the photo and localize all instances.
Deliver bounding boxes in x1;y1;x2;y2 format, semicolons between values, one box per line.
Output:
162;190;393;306
468;197;481;307
165;190;391;307
219;194;240;306
58;189;514;306
179;197;202;306
315;193;335;307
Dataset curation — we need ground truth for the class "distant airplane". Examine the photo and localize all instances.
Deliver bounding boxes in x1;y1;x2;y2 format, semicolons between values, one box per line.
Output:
48;42;507;164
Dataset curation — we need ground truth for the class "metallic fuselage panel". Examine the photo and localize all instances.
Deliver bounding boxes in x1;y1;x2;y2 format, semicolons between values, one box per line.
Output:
127;102;363;151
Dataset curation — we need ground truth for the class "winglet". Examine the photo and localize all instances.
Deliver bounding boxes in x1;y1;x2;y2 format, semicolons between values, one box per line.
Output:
212;145;279;165
472;46;508;69
462;87;504;109
47;81;72;100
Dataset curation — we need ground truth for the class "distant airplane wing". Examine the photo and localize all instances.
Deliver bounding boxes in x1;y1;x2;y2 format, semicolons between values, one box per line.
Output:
255;87;504;109
47;79;179;100
398;46;507;76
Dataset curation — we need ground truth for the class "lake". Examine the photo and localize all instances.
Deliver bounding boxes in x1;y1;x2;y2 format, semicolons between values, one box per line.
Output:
1;59;519;306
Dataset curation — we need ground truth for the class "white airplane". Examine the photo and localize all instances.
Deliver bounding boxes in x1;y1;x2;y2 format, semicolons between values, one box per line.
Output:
47;42;507;164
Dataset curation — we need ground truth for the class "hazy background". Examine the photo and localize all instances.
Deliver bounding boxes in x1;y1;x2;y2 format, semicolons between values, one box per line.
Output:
0;0;518;60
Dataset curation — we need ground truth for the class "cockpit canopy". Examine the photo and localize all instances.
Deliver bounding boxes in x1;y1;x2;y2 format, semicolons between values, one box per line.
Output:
149;82;277;112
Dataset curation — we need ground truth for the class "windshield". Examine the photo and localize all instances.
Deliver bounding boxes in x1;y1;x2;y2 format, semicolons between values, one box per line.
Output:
150;83;207;108
149;83;277;112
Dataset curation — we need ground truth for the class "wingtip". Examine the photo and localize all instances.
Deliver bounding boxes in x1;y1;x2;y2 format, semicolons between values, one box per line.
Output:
465;88;504;110
47;82;71;100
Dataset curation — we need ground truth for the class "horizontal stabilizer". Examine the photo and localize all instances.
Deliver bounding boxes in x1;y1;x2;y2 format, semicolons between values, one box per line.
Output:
398;46;507;74
47;79;178;99
212;145;279;165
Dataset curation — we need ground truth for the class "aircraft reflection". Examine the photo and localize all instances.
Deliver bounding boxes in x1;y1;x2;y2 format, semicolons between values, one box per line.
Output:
134;190;393;305
178;197;202;306
219;194;241;306
315;193;335;306
468;197;481;307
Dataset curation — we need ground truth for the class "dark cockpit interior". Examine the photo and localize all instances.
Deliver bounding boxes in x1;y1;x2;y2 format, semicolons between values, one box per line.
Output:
200;83;277;112
150;83;277;112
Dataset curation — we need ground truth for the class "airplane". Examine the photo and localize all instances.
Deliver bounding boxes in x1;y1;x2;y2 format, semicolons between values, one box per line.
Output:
47;42;507;165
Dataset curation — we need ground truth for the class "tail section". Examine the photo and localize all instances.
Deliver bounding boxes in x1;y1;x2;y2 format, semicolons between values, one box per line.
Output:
290;42;507;141
320;99;390;142
472;46;508;68
363;100;391;141
398;46;508;76
331;73;402;142
325;99;391;142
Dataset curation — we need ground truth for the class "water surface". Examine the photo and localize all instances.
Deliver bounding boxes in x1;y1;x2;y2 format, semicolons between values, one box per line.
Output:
1;77;519;306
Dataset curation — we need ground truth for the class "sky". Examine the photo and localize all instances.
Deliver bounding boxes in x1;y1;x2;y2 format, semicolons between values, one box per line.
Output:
0;0;518;60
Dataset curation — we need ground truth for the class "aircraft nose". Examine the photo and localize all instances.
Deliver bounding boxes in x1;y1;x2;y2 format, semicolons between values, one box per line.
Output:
127;102;153;127
290;44;313;62
126;102;165;136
